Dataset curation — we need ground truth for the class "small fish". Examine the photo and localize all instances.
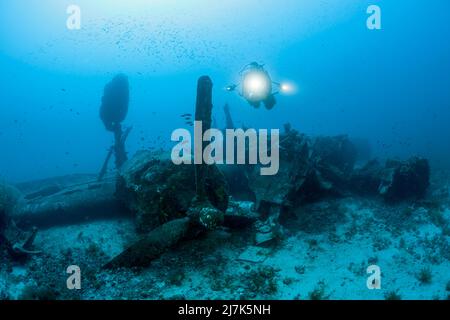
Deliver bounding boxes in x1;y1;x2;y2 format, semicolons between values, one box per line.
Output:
61;88;66;92
181;113;192;118
186;121;194;126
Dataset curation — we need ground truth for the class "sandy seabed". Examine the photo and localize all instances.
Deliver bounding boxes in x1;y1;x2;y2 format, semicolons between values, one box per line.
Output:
2;185;449;301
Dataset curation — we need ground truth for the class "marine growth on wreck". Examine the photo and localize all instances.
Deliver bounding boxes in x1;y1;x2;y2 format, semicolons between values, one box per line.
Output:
0;0;449;304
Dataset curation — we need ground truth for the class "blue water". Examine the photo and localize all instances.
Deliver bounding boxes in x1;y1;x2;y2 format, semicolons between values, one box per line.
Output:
1;0;449;182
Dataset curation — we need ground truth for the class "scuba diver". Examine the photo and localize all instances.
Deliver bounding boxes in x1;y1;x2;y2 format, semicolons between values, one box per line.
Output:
98;74;132;180
226;62;278;110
